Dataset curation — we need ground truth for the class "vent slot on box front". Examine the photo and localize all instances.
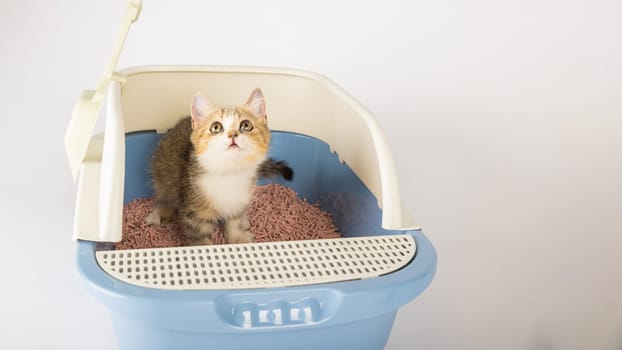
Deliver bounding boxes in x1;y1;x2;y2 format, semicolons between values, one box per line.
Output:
96;234;416;290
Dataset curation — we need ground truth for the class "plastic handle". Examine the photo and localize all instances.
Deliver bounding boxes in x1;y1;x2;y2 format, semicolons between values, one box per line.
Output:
94;0;141;102
231;298;323;328
64;0;142;179
214;289;342;329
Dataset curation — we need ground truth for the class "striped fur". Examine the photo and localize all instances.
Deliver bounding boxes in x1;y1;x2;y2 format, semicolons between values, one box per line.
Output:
147;89;292;245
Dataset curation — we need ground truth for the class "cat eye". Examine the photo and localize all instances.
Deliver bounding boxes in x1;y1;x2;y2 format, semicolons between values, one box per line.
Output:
209;122;223;134
239;120;254;132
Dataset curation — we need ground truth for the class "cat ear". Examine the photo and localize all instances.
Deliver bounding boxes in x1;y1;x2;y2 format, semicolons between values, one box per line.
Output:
190;92;216;129
245;88;266;123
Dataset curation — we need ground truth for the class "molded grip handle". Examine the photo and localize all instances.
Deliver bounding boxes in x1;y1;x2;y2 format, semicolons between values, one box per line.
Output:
215;289;342;329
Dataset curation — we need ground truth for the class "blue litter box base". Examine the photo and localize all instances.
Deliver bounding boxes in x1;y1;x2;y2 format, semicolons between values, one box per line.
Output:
78;131;436;350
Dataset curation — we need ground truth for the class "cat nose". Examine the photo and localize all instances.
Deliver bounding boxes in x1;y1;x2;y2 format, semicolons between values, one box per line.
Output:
228;130;239;138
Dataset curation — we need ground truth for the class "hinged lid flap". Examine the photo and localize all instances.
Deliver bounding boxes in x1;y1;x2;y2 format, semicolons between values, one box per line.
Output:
64;0;142;179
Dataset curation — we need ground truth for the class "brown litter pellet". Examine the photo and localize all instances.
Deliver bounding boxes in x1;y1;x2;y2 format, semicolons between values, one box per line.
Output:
115;184;341;250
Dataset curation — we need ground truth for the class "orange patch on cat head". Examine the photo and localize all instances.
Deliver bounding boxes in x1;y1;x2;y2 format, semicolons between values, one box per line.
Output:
190;112;220;155
191;130;209;155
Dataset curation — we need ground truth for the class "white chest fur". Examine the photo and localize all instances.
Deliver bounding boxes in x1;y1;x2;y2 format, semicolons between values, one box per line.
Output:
197;170;255;217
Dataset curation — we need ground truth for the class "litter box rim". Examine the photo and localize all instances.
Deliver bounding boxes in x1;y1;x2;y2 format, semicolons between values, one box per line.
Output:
76;229;436;332
71;64;421;243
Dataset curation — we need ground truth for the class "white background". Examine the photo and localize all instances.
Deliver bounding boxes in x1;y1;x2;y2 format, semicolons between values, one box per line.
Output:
1;0;621;349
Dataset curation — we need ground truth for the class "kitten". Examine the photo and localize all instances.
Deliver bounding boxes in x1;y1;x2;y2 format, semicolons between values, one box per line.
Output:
146;88;292;245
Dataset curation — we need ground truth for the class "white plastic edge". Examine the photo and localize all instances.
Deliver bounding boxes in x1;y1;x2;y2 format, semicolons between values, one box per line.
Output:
97;83;125;243
64;91;100;179
73;162;100;241
116;65;421;231
72;134;121;242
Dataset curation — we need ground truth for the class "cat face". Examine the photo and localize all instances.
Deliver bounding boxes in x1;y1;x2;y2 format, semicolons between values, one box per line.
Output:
190;89;271;173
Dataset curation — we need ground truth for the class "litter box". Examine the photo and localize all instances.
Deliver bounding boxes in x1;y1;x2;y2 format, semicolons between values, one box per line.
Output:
65;1;436;349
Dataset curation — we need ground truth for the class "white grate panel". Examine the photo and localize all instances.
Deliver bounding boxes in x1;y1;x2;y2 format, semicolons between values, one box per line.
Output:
95;234;416;290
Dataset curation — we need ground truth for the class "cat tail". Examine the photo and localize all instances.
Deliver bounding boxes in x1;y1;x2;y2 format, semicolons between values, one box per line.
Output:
258;158;294;181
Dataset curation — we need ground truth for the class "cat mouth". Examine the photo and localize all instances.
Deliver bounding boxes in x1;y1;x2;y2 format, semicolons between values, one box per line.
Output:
228;140;240;149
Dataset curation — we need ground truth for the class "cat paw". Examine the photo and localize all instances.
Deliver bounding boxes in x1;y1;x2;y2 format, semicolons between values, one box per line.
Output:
146;205;173;225
227;229;254;244
145;210;163;226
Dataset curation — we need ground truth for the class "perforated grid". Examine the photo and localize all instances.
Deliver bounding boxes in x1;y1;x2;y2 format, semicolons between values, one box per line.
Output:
95;234;416;290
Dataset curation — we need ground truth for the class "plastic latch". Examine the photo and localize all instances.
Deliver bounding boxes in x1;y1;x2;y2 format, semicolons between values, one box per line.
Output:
64;0;142;179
